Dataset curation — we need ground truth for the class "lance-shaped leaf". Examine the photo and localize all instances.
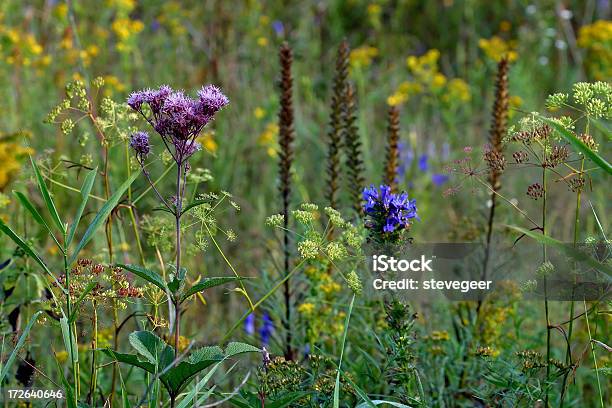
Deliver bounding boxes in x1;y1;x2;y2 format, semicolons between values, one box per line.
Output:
118;264;167;292
68;170;140;265
0;311;42;384
541;117;612;175
181;277;242;302
30;156;64;232
0;220;65;291
508;225;612;278
66;167;97;246
13;191;53;236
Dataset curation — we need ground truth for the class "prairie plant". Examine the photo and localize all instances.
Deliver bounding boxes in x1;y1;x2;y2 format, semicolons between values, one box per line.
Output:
278;42;296;360
326;39;350;212
384;106;400;193
342;82;365;217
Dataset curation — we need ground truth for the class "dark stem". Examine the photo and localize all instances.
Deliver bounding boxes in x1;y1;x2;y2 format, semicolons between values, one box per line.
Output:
174;160;183;358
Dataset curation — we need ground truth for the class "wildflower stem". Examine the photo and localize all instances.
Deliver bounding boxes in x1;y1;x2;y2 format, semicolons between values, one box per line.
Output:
584;299;605;407
174;161;183;359
542;156;551;407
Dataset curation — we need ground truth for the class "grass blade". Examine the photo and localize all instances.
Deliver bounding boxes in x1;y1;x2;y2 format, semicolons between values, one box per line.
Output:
68;170;140;265
30;156;65;232
333;294;355;408
507;225;612;277
0;219;65;291
541;117;612;175
67;167;97;247
0;310;43;383
13;191;52;234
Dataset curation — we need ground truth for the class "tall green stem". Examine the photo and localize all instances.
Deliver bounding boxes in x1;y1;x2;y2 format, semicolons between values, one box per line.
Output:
542;156;551;407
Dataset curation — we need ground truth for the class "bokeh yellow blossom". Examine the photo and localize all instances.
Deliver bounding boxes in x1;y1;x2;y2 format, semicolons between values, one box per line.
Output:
478;36;518;62
197;130;218;154
578;20;612;80
350;45;378;69
258;122;279;157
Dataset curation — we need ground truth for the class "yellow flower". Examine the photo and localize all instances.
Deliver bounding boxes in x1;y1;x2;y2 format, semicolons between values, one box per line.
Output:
478;36;518;62
253;107;266;119
197;130;218;154
367;3;382;16
258;122;279;156
298;302;316;315
431;72;447;89
577;20;612;80
0;141;33;189
53;3;68;19
0;193;9;209
257;37;268;47
387;92;408;107
350;45;378;69
445;78;471;102
430;330;450;341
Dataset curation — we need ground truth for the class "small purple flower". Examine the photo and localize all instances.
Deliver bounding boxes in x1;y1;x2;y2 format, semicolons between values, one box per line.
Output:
363;184;418;237
197;85;230;118
259;312;274;347
244;313;255;336
272;20;285;36
129;131;151;160
431;173;449;186
418;154;429;172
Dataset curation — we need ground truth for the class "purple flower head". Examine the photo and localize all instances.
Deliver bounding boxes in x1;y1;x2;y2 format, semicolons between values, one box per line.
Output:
127;84;228;163
197;85;229;118
259;312;274;347
272;20;285;36
244;313;255;336
129;131;151;160
418;154;429;172
363;184;418;237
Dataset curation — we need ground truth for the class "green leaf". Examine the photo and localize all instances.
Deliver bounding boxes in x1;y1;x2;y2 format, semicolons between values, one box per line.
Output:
356;401;414;408
101;349;156;374
128;331;173;367
507;225;612;277
60;317;78;363
175;361;223;408
67;167;97;247
224;342;261;357
13;191;53;235
334;294;355;408
30;156;64;232
118;264;167;293
104;331;259;398
0;310;42;383
161;346;224;396
182;277;243;302
541;117;612;175
0;219;65;291
69;170;140;265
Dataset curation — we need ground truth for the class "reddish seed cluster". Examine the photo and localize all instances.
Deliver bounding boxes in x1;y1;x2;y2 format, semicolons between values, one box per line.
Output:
568;177;585;192
512;124;552;143
484;149;506;172
526;183;545;200
545;145;570;167
513;150;529;163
